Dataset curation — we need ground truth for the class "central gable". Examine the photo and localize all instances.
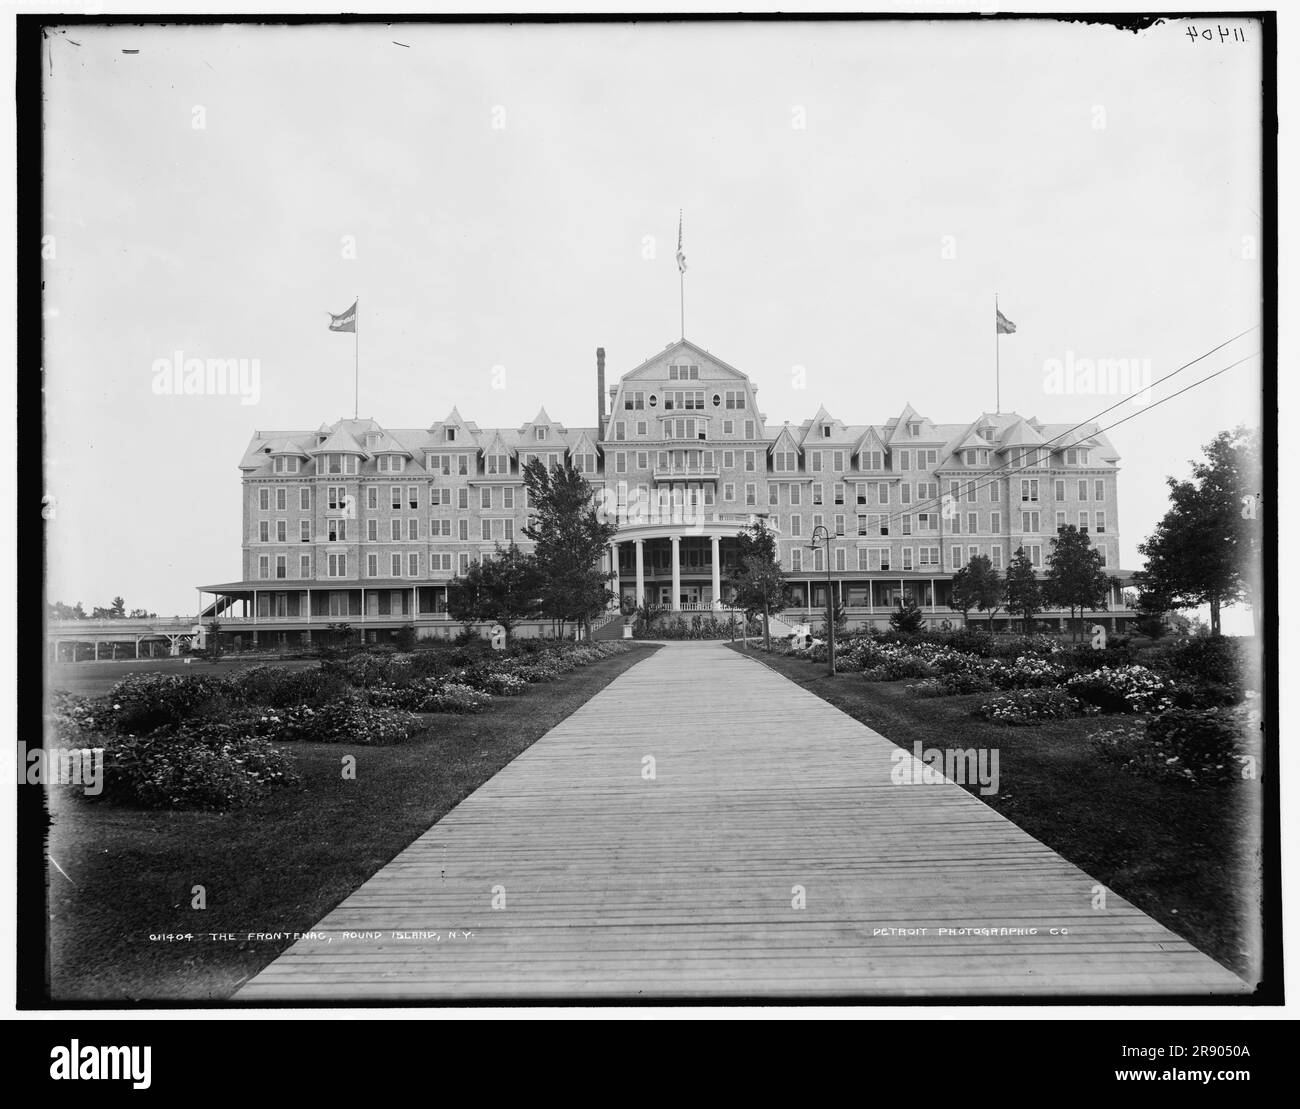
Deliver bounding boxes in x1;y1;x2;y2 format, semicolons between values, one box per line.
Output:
620;339;750;384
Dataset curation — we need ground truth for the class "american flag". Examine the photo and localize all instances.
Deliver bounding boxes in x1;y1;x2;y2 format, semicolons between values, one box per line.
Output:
676;211;687;274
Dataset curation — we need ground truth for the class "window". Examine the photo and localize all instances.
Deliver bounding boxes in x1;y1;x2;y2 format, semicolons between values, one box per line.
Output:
908;422;920;438
745;420;755;439
271;518;283;542
724;390;745;410
835;548;846;571
458;519;468;541
615;422;626;441
1054;479;1065;501
744;451;756;472
445;427;456;442
258;555;269;579
458;488;468;510
991;482;1001;503
921;449;939;468
745;484;757;506
367;519;378;541
769;485;780;507
378;454;406;473
991;546;1003;569
951;545;963;570
834;483;845;505
821;425;832;439
1027;544;1042;568
834;514;846;536
1079;512;1090;533
967;512;977;534
773;451;797;472
637;421;647;436
366;553;379;576
919;546;940;568
615;453;626;474
392;554;402;577
300;554;311;578
408;518;419;540
503;487;515;510
458;553;470;574
258;488;269;511
1098;545;1108;567
486;453;509;475
1055;511;1066;531
789;514;801;537
855;483;867;506
1096;511;1106;534
328;519;347;542
876;483;889;505
258;520;269;542
791;548;802;572
409;553;419;576
899;450;912;472
1078;480;1088;500
327;553;347;577
724;483;735;502
833;451;844;472
481;519;492;541
1020;479;1039;502
481;486;492;509
301;520;311;542
812;484;823;506
862;449;883;471
810;451;822;473
790;484;801;506
1021;511;1040;533
1095;480;1105;501
991;511;1001;533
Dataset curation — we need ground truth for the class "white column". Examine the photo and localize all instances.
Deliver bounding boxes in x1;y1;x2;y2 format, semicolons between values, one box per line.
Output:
635;539;645;609
711;534;721;608
671;535;681;611
610;542;621;608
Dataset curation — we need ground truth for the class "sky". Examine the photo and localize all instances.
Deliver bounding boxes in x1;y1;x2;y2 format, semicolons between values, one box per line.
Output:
41;17;1264;625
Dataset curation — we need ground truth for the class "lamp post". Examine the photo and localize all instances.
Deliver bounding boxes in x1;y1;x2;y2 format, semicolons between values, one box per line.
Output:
808;525;835;677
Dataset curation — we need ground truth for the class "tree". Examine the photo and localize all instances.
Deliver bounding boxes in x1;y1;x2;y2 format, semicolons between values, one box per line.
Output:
950;554;1005;629
1004;546;1043;634
889;598;925;634
446;544;543;640
727;518;787;652
522;457;619;641
1136;426;1261;636
1044;525;1111;641
127;608;157;619
47;601;86;620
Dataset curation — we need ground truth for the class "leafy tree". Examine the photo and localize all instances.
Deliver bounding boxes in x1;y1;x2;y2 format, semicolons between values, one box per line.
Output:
1004;546;1043;634
446;544;543;640
127;608;157;619
47;600;86;620
1044;525;1111;641
523;458;619;641
889;597;925;634
727;518;787;651
950;554;1005;629
1136;426;1261;636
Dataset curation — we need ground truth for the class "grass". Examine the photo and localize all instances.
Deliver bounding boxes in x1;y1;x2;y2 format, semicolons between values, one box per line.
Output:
733;645;1261;985
45;644;660;1002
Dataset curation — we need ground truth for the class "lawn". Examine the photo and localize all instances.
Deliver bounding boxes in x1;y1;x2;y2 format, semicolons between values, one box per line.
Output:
45;643;660;1002
733;644;1261;984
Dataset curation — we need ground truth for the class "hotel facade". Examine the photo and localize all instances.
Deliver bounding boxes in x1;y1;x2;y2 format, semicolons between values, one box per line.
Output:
199;339;1131;644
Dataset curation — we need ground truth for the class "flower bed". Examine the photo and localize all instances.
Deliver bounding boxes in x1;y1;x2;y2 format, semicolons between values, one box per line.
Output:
974;688;1098;725
1065;665;1173;714
907;672;998;698
274;702;422;744
1092;704;1256;786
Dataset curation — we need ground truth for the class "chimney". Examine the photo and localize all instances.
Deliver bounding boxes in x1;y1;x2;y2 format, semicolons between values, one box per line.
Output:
596;347;606;438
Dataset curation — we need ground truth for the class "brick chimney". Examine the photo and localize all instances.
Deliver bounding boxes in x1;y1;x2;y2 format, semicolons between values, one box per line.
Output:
596;347;606;438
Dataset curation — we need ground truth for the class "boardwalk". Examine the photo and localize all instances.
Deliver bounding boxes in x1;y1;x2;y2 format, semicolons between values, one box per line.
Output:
237;642;1247;1000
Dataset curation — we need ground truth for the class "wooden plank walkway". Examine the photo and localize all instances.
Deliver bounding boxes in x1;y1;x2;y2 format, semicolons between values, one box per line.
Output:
237;642;1248;1000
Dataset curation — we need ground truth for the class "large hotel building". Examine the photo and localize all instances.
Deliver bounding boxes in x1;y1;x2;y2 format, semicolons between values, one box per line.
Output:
200;339;1131;644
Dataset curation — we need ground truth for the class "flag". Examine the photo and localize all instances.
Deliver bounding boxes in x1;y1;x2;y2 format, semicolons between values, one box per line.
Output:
676;211;687;274
329;301;357;333
996;308;1016;334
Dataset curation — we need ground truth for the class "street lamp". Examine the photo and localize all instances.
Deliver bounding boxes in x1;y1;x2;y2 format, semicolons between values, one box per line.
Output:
808;525;836;677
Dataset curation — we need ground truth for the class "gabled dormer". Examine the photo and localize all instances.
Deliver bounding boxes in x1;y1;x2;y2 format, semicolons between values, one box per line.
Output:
265;437;310;475
567;429;601;476
769;423;802;474
884;403;943;446
479;429;515;477
308;424;368;476
428;406;476;449
799;404;856;447
854;426;890;473
519;406;563;447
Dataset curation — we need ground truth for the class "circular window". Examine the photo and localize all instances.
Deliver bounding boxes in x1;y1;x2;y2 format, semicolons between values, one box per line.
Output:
648;394;658;408
712;393;722;407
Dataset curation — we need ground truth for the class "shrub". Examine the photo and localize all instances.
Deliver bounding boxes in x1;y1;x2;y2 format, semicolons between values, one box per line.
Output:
229;665;357;708
100;724;298;810
1093;706;1253;786
908;672;998;698
975;688;1097;725
47;692;110;744
988;655;1068;690
1065;665;1173;714
276;702;421;744
1163;635;1245;690
107;673;235;733
429;682;493;714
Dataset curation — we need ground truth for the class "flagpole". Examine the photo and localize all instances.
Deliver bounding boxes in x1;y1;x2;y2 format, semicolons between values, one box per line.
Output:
354;296;359;419
994;292;1000;413
680;269;685;340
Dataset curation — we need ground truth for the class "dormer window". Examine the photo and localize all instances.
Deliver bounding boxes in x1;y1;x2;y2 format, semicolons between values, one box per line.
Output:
365;433;380;449
446;427;456;442
486;453;509;475
822;425;832;438
536;427;548;441
908;422;920;437
376;454;406;473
